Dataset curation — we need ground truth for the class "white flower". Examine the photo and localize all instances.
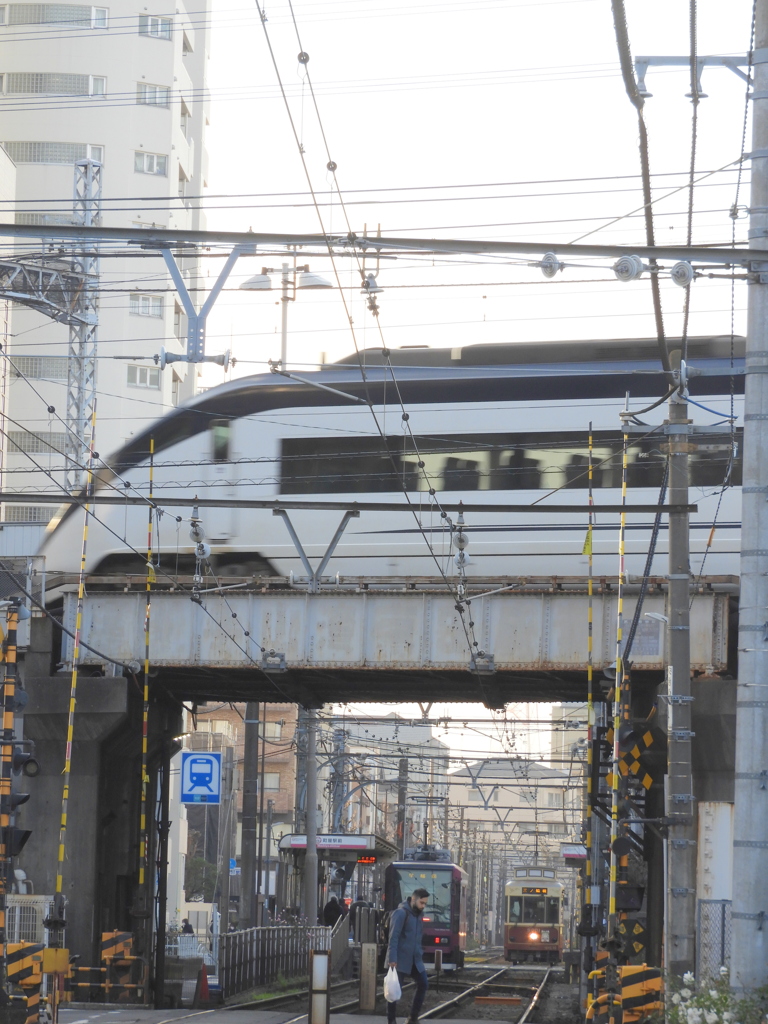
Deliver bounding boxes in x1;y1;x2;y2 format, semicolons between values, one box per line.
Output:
673;994;682;1005
709;991;718;999
722;1015;732;1022
705;1011;719;1024
682;989;693;1000
687;1008;703;1024
684;972;696;985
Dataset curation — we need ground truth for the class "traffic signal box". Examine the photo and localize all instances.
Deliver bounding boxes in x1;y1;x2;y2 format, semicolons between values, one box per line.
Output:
66;932;146;1004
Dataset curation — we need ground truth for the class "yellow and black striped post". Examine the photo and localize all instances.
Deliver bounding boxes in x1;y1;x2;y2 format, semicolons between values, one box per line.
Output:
0;602;32;1024
0;603;20;1011
51;409;98;945
138;438;154;900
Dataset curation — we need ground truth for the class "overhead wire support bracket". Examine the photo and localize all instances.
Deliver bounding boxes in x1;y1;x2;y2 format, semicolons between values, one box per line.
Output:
634;54;755;98
273;508;360;593
155;241;258;369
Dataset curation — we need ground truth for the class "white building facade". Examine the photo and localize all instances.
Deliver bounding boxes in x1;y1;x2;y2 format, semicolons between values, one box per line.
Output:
0;0;209;550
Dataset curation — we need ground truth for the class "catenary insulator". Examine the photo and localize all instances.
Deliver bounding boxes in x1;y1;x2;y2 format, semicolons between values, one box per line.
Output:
540;252;562;279
670;261;695;287
613;255;645;282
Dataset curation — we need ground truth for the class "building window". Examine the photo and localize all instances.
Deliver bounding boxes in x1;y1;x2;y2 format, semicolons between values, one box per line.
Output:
262;773;280;792
547;791;564;807
138;13;170;37
179;99;190;137
134;151;167;176
89;75;105;95
7;430;66;454
6;72;89;94
3;141;81;163
4;4;105;24
264;722;282;740
2;505;56;523
129;293;162;317
10;356;68;379
178;168;188;198
126;365;160;389
136;82;170;106
173;302;185;340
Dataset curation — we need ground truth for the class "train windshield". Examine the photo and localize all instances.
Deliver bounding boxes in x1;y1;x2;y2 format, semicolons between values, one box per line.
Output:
507;895;560;925
390;867;454;926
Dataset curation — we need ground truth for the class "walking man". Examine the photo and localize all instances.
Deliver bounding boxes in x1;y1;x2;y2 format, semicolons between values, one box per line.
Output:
386;887;429;1024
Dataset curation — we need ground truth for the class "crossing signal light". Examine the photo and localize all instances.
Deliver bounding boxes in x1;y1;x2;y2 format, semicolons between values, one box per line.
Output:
9;792;30;810
12;751;39;777
7;829;31;857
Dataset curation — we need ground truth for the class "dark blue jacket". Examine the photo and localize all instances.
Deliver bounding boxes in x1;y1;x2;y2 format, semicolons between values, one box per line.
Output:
386;899;425;972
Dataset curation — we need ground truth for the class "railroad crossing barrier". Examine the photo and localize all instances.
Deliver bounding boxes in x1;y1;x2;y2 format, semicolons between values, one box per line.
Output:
219;925;330;1000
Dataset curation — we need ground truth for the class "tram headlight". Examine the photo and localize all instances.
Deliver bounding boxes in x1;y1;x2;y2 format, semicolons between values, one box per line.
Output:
527;931;540;942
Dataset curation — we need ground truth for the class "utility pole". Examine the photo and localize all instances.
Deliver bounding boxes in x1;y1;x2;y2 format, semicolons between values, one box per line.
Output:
664;389;696;977
305;708;319;926
239;702;259;929
733;3;768;992
397;759;408;857
256;705;267;923
331;729;347;833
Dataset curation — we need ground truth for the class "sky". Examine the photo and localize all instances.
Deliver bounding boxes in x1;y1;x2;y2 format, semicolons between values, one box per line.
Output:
198;1;754;751
199;0;754;377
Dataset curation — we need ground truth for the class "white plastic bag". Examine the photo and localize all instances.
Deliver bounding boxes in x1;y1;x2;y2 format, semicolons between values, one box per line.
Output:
384;965;402;1002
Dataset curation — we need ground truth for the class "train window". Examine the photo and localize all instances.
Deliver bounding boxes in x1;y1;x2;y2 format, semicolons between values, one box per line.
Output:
507;897;521;923
529;869;542;877
546;897;560;923
211;420;231;463
280;429;743;493
390;866;454;926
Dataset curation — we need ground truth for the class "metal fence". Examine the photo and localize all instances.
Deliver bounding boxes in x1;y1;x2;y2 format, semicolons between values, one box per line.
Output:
219;925;330;999
6;896;57;944
330;914;350;976
697;899;732;979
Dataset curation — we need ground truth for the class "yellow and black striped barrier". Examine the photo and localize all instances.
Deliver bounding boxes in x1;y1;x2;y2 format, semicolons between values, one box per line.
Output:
618;964;663;1022
585;963;663;1023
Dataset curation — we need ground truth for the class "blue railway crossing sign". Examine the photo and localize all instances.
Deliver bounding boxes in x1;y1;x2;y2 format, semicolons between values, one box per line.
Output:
181;751;222;804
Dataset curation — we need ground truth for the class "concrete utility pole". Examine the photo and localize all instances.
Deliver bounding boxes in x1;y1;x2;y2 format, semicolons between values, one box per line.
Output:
239;702;259;928
397;759;408;857
664;392;697;977
732;4;768;991
305;708;319;926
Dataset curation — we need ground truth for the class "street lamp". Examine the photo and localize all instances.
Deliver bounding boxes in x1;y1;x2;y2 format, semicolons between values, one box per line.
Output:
240;263;333;369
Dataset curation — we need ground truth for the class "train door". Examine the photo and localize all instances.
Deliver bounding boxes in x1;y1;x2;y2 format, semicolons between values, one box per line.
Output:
206;419;238;563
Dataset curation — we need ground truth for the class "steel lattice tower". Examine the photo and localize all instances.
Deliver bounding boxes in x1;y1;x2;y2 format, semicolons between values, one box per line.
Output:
65;159;101;493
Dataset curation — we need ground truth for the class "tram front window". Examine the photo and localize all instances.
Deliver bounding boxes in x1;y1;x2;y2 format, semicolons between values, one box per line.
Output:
509;895;560;924
391;867;453;926
507;897;522;923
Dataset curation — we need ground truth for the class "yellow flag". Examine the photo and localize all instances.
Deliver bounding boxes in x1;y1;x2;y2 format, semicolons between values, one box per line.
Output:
582;530;592;556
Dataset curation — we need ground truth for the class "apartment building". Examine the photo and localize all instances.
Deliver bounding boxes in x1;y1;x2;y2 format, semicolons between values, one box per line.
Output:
0;0;209;549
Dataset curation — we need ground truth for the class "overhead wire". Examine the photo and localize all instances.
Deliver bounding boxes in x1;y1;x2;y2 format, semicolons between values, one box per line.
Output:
608;0;669;373
253;0;494;695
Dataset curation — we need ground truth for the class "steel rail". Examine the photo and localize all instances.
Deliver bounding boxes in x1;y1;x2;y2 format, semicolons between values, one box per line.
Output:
420;966;509;1018
517;966;553;1024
